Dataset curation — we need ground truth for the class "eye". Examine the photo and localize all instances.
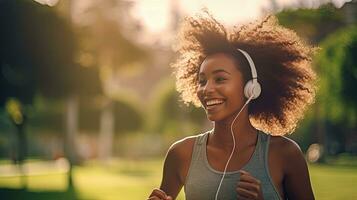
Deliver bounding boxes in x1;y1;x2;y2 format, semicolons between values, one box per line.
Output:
215;77;226;83
198;79;206;86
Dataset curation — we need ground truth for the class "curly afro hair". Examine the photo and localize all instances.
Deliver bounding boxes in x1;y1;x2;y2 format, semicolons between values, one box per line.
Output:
171;11;317;136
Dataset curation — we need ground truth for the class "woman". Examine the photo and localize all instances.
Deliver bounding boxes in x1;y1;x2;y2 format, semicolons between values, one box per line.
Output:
148;12;316;200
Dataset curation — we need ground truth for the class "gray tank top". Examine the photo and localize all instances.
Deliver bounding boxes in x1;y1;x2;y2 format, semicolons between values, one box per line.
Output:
184;131;281;200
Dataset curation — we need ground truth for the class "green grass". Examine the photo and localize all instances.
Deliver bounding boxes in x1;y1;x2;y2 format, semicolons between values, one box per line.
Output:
0;159;185;200
309;164;357;199
0;159;356;200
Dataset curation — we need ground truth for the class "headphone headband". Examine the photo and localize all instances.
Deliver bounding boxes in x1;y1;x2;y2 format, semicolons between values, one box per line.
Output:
236;48;258;81
237;48;261;99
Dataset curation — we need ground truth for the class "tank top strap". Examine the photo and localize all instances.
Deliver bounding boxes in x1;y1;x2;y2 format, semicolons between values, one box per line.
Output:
189;131;210;167
255;131;271;167
259;132;271;166
184;131;210;188
196;131;209;145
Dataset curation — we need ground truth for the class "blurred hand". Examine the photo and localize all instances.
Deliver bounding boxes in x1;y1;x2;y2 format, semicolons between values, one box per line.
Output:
148;188;173;200
236;170;263;200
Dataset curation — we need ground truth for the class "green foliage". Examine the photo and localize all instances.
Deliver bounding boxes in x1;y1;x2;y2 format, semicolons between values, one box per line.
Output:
0;109;12;133
0;0;102;106
288;110;315;152
24;96;65;132
149;78;206;135
5;99;24;125
77;96;144;134
29;109;64;132
276;3;357;155
113;99;144;134
315;25;357;127
74;1;149;69
0;0;76;101
340;33;357;113
277;3;347;43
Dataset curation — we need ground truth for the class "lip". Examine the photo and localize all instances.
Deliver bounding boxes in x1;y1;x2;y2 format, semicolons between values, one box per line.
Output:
204;98;225;111
206;103;224;111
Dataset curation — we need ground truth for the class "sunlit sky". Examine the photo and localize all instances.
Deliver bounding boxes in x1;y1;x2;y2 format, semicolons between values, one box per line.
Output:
35;0;351;34
132;0;351;33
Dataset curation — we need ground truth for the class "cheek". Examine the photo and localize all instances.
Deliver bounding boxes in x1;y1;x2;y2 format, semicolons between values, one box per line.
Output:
223;84;244;102
196;89;204;104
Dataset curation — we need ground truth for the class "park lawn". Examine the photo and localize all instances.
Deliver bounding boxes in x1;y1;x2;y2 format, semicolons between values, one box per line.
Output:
309;164;357;200
0;159;356;200
0;159;185;200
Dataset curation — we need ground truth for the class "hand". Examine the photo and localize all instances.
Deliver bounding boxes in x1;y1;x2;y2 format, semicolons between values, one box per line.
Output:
236;170;263;200
148;188;173;200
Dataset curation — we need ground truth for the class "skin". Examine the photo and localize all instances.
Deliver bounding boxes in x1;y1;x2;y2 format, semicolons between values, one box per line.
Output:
148;53;315;200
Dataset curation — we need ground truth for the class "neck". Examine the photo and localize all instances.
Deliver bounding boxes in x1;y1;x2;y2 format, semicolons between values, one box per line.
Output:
211;108;257;148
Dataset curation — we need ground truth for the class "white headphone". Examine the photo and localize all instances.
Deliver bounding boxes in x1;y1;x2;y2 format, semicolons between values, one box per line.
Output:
237;48;261;100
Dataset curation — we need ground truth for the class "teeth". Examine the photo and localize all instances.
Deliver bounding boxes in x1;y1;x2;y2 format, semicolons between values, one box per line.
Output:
206;99;224;106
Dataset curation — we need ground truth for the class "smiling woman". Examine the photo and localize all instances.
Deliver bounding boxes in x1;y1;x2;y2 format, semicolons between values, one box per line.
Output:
173;12;316;136
148;11;316;200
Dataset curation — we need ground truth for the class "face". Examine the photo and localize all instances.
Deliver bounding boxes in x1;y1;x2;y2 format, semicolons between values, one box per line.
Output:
197;53;246;122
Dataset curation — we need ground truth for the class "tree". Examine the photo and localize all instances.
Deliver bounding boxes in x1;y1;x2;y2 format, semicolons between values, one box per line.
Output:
276;3;357;159
314;26;357;153
72;0;149;160
277;3;348;44
0;0;101;189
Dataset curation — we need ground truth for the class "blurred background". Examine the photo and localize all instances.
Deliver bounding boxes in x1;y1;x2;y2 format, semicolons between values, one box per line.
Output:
0;0;356;199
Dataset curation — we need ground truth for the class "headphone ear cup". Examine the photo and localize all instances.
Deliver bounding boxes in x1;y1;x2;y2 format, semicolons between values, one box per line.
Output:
244;80;261;99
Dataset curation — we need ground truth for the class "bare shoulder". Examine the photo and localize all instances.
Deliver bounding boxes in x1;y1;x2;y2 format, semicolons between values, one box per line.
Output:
166;134;199;161
268;135;314;199
269;135;306;172
163;134;202;184
270;135;302;155
159;134;203;198
269;136;315;199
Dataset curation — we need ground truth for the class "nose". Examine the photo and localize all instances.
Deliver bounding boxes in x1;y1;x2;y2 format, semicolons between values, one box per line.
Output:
202;80;214;95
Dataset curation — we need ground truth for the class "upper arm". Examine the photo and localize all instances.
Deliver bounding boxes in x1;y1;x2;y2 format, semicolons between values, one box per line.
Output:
282;138;315;200
159;137;195;199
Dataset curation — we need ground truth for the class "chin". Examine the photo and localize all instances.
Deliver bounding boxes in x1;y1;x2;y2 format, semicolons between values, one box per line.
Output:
206;109;237;123
206;112;225;122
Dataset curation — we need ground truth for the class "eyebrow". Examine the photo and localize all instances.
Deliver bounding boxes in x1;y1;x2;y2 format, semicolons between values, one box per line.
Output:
212;69;231;74
199;68;231;76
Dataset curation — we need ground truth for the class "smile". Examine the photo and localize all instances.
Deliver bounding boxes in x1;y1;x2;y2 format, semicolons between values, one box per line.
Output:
205;99;225;110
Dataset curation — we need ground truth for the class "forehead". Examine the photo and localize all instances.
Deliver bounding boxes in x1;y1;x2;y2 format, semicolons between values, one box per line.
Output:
199;53;240;74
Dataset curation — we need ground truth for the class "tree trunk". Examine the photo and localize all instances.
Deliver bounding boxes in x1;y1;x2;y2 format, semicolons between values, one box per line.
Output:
65;94;79;188
12;116;27;189
315;102;327;163
99;99;114;161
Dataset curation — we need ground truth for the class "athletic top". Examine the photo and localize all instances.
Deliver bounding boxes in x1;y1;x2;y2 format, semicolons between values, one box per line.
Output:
184;131;281;200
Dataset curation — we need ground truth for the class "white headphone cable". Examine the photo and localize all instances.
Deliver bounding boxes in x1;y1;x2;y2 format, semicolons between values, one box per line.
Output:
214;94;254;200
